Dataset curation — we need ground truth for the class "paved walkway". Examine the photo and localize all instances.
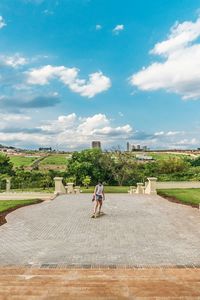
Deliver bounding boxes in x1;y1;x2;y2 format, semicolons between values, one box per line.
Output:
0;194;200;267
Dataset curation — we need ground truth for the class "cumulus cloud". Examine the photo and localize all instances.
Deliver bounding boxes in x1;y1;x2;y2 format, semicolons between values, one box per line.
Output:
112;24;124;34
0;113;133;149
0;54;27;68
130;17;200;100
0;114;31;122
26;65;111;98
0;16;6;29
131;129;200;149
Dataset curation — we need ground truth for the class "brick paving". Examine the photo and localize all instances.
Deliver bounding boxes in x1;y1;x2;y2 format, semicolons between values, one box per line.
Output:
0;193;200;267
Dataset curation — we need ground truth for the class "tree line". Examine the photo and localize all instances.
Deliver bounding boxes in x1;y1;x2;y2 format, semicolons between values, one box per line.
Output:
0;149;200;189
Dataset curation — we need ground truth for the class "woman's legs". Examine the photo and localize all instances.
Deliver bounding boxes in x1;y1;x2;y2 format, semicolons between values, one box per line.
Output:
93;200;99;216
98;200;103;214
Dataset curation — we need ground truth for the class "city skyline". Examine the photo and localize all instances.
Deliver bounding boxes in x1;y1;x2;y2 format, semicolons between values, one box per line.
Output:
0;0;200;150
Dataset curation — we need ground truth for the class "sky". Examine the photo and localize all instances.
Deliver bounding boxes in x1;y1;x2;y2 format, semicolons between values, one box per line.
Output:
1;0;200;150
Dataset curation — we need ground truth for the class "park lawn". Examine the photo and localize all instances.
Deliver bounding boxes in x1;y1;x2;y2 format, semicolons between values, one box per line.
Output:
149;152;186;160
10;187;54;193
158;188;200;206
0;199;41;213
81;186;130;193
9;156;38;167
40;155;69;165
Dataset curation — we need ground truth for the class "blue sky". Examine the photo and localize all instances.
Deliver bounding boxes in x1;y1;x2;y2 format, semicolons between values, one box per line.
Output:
0;0;200;150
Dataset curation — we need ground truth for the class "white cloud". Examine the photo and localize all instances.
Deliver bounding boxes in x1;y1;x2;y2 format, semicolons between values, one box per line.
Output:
26;65;111;98
130;17;200;100
112;24;124;34
78;114;109;134
96;24;102;30
93;125;132;136
40;113;77;132
0;54;27;68
0;113;133;149
0;16;6;29
0;113;31;123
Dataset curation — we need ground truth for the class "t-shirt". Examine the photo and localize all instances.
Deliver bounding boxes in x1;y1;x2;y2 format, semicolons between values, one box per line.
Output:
95;184;104;195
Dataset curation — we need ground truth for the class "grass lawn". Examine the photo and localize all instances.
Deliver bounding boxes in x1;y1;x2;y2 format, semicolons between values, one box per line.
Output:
149;153;186;160
40;155;69;165
9;156;38;167
0;199;41;213
8;187;54;193
158;188;200;206
81;186;130;193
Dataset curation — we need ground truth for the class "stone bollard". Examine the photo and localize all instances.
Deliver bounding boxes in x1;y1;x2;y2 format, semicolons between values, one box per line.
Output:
6;178;11;193
145;177;157;195
135;183;144;194
75;186;80;194
66;183;74;194
54;177;66;195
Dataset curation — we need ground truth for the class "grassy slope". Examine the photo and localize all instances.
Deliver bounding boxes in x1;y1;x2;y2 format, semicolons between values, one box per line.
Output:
9;156;38;167
158;188;200;205
148;153;186;160
40;155;69;165
0;199;41;213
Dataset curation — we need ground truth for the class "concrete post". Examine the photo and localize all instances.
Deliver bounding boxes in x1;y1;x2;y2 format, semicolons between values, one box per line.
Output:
136;183;144;194
6;178;11;193
75;186;80;194
66;183;74;194
145;177;157;195
54;177;66;195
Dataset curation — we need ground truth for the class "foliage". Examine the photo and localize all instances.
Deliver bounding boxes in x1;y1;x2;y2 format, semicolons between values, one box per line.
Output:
1;151;200;190
0;154;14;176
82;175;91;188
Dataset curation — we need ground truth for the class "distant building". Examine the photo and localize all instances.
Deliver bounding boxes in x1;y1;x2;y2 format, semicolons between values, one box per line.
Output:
136;154;153;161
127;142;130;152
39;147;52;152
92;141;101;149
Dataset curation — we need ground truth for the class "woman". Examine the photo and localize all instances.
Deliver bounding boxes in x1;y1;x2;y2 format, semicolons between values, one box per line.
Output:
91;182;105;218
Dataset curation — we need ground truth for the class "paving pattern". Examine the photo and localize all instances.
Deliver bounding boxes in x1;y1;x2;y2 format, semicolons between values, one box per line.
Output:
0;193;200;267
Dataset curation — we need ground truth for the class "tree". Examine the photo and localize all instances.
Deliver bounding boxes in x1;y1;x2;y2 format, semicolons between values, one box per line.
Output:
67;149;111;185
0;154;14;176
82;175;91;188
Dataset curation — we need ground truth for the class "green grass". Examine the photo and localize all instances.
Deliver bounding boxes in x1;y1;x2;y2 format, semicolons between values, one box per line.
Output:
0;199;41;213
158;188;200;206
40;155;69;165
9;156;39;167
8;187;54;193
81;186;130;193
148;153;186;160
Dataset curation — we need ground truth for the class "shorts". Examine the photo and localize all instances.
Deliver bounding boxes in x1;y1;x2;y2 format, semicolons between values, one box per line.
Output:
96;194;103;201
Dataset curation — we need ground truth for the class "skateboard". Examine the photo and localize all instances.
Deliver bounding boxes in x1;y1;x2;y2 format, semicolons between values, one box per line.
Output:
91;212;106;218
